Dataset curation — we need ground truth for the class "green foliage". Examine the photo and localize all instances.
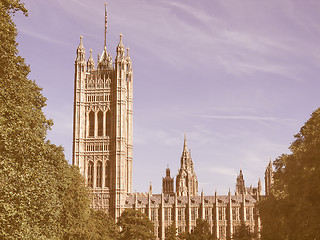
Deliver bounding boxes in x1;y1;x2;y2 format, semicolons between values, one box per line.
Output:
59;165;91;240
0;1;98;239
87;209;120;240
165;222;177;240
118;209;155;240
232;222;255;240
258;108;320;240
179;219;217;240
0;1;60;238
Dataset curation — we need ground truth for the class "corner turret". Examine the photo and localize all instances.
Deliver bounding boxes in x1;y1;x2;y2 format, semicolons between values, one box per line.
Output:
76;35;85;62
116;33;125;60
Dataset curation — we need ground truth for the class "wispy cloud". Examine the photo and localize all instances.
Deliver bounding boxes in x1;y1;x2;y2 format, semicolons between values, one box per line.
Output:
201;114;295;123
217;56;293;77
18;28;70;46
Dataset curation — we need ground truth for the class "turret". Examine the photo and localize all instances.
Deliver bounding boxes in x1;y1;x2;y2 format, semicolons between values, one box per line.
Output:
126;47;132;74
75;35;86;83
236;169;245;195
76;35;85;63
162;167;174;195
116;33;125;60
257;178;262;199
265;160;273;196
73;35;86;169
87;49;95;72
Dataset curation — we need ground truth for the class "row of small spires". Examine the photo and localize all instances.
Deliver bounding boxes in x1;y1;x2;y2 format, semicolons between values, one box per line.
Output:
134;181;261;196
132;188;256;199
76;34;131;71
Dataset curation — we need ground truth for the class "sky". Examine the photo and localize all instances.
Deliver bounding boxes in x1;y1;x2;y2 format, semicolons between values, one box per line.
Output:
14;0;320;195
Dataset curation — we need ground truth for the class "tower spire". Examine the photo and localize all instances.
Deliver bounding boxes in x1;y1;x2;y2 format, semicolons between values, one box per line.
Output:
104;2;107;48
183;133;188;152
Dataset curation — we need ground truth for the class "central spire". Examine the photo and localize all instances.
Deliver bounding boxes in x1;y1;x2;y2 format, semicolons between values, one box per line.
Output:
104;2;107;48
183;133;188;152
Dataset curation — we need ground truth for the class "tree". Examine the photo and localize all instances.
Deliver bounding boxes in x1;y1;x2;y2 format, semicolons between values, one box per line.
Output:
232;222;255;240
179;219;217;240
165;222;177;240
118;209;155;240
0;1;98;239
258;108;320;240
0;1;63;238
87;209;120;240
58;165;92;239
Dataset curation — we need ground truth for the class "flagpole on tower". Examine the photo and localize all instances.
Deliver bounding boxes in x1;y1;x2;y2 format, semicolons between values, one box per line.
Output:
104;2;107;48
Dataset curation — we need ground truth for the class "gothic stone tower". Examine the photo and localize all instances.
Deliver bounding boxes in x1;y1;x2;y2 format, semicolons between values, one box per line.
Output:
73;4;133;219
176;135;198;196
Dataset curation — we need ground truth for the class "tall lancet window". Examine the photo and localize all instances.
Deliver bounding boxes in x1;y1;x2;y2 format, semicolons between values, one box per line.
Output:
88;161;94;188
105;160;110;188
89;111;95;137
96;161;102;188
97;110;103;136
106;110;111;136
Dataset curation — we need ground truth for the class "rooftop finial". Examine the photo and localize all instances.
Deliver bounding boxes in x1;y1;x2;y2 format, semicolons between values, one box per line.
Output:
117;33;124;52
183;133;187;150
104;2;107;48
149;182;152;195
127;47;130;56
78;35;83;48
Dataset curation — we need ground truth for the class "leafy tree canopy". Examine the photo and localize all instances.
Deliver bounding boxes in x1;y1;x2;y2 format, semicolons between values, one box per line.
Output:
165;222;177;240
179;219;217;240
118;209;155;240
232;222;255;240
258;108;320;240
0;1;96;239
87;209;120;240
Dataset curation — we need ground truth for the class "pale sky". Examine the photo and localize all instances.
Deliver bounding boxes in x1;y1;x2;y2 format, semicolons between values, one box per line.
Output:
15;0;320;195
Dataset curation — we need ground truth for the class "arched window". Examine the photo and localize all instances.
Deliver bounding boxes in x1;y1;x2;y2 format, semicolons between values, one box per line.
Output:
96;161;102;188
105;160;110;188
89;111;95;137
97;111;103;136
88;161;94;188
106;110;111;136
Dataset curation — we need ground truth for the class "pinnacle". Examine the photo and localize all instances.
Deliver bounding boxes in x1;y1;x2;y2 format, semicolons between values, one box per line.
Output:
183;133;188;151
78;35;84;49
117;33;124;51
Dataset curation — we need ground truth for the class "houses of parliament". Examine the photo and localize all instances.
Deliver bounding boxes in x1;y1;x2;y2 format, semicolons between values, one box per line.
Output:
72;4;273;240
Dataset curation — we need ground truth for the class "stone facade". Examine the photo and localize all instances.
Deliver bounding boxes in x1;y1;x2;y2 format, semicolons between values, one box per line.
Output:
72;4;272;240
123;138;264;240
73;4;133;219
